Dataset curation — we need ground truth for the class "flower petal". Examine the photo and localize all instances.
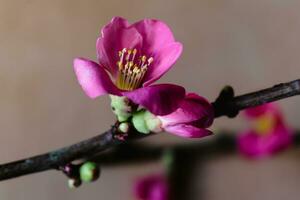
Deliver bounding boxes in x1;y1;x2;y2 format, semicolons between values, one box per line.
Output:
134;174;168;200
244;103;278;118
96;17;142;77
159;93;214;127
132;19;176;55
143;42;183;86
237;127;293;158
73;58;121;98
164;124;212;138
123;84;185;115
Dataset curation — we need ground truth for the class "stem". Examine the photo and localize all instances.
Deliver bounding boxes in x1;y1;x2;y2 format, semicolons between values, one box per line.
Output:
0;79;299;181
0;128;118;180
213;79;300;117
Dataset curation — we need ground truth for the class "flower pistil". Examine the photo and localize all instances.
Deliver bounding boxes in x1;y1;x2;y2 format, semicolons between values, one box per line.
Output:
253;114;276;135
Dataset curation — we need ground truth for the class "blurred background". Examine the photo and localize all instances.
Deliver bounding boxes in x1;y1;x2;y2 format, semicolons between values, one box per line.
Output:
1;0;300;199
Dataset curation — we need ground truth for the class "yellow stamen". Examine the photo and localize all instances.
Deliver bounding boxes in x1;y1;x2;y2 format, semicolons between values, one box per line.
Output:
116;48;153;90
254;114;276;135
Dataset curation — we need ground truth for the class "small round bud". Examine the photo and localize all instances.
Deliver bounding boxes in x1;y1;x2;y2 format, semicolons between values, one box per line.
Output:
132;110;162;134
132;111;150;134
68;178;82;189
110;95;133;122
79;162;100;183
119;122;129;133
144;111;162;133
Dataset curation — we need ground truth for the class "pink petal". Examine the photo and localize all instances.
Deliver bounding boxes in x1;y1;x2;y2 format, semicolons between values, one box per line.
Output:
132;19;176;55
143;42;183;86
73;58;121;98
134;174;168;200
244;103;278;118
164;124;212;138
159;93;214;127
96;17;143;77
123;84;185;115
237;127;293;159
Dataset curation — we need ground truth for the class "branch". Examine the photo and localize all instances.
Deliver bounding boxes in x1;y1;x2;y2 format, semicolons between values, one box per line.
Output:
213;79;300;117
0;79;299;181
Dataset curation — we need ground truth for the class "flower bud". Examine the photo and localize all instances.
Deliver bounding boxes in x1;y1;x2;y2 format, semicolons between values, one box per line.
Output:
119;122;129;133
79;162;100;183
132;110;162;134
110;95;133;122
132;111;150;134
144;111;162;133
68;178;82;189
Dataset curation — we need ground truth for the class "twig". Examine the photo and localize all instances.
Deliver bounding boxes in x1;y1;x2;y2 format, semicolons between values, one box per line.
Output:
213;79;300;117
0;79;299;181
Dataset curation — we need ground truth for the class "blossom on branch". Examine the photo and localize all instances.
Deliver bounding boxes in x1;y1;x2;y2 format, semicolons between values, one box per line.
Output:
132;93;214;138
73;17;185;116
237;103;293;158
157;93;214;138
73;17;214;137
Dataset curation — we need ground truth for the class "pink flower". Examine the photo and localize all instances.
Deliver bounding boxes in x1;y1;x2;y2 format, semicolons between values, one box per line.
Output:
237;103;293;158
158;93;214;138
73;17;184;115
134;174;168;200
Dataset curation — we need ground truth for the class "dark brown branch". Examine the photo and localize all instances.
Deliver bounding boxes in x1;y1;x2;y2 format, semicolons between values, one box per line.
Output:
0;127;118;180
213;79;300;117
0;79;299;181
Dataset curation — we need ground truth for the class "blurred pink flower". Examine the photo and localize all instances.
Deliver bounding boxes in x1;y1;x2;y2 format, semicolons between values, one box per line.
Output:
73;17;185;115
237;103;293;158
158;93;214;138
134;174;168;200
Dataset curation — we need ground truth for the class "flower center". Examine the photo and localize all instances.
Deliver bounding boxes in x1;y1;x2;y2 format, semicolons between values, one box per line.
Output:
254;114;276;136
116;48;153;90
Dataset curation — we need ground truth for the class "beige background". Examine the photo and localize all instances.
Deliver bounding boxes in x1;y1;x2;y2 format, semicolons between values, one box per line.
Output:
0;0;300;199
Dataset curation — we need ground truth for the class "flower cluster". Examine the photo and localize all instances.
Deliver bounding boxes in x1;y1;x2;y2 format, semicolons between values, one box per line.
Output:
237;103;293;158
73;17;214;138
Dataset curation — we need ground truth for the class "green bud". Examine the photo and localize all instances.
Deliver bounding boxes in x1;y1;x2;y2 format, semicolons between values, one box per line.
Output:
79;162;100;183
68;178;81;189
144;111;162;132
119;122;129;133
110;95;132;122
132;110;150;134
132;110;162;134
